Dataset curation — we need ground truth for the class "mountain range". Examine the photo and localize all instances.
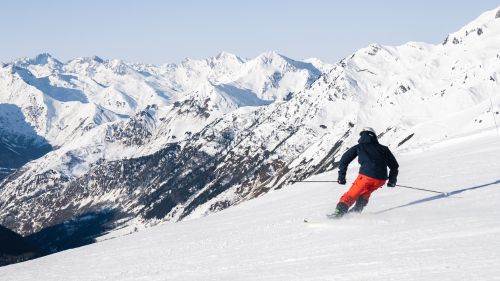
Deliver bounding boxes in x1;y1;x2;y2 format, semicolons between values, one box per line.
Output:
0;6;499;255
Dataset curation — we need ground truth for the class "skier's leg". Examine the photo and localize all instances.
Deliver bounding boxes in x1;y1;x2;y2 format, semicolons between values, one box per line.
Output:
332;175;370;218
339;175;370;207
351;178;386;213
329;201;349;218
350;196;369;213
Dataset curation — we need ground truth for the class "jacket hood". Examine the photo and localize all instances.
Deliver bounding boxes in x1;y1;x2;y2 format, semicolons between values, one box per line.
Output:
358;131;379;144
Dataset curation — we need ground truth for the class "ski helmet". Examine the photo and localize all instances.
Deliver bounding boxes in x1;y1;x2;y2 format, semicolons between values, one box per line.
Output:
360;127;377;137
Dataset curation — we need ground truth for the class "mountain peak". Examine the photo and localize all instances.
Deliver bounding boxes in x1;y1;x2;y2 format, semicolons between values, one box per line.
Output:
252;51;320;76
92;56;105;63
210;51;245;64
256;50;284;61
215;51;236;59
443;6;500;45
31;53;61;65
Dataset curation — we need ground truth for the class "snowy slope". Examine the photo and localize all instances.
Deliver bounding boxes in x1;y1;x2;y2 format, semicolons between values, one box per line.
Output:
1;6;500;253
1;129;499;280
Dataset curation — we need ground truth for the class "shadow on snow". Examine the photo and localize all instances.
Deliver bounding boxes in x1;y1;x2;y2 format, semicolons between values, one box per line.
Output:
374;179;500;214
0;104;52;180
27;209;117;255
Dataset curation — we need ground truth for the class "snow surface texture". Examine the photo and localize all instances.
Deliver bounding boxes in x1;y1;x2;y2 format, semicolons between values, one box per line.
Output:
1;128;499;280
1;5;500;251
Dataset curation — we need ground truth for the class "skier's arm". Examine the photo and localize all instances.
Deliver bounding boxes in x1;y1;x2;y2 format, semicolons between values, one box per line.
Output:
386;148;399;184
338;146;358;181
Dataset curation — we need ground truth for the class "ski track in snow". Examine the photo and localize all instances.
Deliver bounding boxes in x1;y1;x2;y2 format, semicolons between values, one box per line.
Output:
1;131;499;280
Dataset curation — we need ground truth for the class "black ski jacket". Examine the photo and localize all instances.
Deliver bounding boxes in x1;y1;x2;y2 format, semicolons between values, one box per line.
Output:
338;132;399;183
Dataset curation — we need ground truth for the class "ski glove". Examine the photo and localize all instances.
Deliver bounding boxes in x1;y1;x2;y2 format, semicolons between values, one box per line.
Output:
387;181;396;188
338;178;346;185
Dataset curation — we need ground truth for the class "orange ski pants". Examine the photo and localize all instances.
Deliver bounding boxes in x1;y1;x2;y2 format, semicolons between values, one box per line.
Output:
339;174;386;207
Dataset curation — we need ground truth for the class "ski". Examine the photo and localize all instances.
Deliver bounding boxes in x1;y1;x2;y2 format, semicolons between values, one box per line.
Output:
303;215;340;223
304;211;362;223
326;213;340;220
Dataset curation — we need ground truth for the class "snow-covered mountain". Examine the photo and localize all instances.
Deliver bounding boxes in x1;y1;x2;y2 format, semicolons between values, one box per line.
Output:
0;49;320;241
1;6;500;253
1;124;499;280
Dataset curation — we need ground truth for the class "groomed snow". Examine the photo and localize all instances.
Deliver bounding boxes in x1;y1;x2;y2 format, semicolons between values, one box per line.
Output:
1;130;499;280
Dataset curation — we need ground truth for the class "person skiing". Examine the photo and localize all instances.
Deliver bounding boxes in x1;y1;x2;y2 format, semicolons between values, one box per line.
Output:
329;127;399;218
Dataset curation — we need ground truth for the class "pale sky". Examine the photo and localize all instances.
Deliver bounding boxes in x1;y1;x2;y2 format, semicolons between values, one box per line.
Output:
1;0;499;64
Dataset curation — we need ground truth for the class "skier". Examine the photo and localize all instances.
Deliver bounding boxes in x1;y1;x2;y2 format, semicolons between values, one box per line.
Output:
329;127;399;218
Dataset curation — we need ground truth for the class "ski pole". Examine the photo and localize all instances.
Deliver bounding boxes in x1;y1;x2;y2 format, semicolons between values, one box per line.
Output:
264;180;339;189
396;184;449;196
289;180;339;183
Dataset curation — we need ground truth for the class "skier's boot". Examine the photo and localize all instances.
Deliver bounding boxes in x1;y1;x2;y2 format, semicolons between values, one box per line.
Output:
327;202;349;219
349;197;368;213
